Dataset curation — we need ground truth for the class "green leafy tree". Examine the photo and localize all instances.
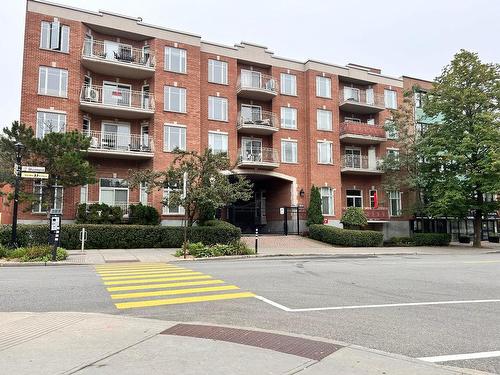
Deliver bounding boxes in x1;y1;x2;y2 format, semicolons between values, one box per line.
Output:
0;121;96;211
341;207;368;229
306;185;323;226
129;149;253;226
419;50;500;247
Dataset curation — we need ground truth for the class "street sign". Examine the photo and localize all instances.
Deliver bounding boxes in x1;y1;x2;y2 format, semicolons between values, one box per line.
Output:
22;166;45;172
20;172;49;179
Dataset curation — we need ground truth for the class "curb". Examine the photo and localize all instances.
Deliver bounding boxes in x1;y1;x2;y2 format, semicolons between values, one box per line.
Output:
0;261;87;267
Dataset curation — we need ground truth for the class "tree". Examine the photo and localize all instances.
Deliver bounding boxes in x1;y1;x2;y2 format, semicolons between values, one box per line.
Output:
0;121;96;211
129;149;253;226
306;185;323;226
419;50;500;247
341;207;368;229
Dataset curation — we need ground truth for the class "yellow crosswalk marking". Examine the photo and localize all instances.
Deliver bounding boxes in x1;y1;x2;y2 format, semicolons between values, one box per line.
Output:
111;285;240;300
101;271;202;281
96;265;178;272
97;268;186;276
104;275;212;286
107;279;225;292
115;292;256;309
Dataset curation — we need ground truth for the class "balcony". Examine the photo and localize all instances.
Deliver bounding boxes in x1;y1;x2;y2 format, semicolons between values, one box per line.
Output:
340;122;387;144
81;39;155;79
237;110;279;135
339;88;385;114
84;130;154;159
237;147;279;169
341;154;383;175
80;85;155;119
342;207;389;221
237;71;278;101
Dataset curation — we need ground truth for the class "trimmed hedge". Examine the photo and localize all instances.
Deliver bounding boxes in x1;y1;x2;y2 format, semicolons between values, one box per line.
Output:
413;233;451;246
309;224;383;247
0;222;241;250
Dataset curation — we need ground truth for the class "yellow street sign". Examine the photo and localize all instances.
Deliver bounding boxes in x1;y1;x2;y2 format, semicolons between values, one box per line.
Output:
20;172;49;179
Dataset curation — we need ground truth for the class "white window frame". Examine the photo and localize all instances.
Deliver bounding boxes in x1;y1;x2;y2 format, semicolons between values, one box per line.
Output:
280;107;297;129
208;59;228;85
389;191;402;216
164;86;187;113
32;180;63;214
384;89;397;109
369;189;377;208
320;187;334;215
316;76;332;98
80;184;88;204
208;131;228;154
38;66;68;97
36;111;66;139
208;96;228;121
99;178;129;210
162;188;185;215
40;20;69;53
280;73;297;96
164;46;187;73
163;124;186;152
140;182;148;205
281;139;298;163
346;189;363;208
317;141;333;164
317;109;333;131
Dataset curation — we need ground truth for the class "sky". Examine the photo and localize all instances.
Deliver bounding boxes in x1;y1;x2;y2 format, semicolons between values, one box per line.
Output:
2;0;499;128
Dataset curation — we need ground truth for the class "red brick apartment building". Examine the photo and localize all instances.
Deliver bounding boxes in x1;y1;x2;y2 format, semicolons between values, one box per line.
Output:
5;0;419;237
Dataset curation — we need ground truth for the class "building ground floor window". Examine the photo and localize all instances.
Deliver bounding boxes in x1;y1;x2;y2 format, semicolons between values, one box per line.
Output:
320;187;334;215
99;178;129;211
32;180;63;214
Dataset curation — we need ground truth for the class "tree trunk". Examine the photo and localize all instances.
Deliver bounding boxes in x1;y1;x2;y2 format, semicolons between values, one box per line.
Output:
473;209;482;248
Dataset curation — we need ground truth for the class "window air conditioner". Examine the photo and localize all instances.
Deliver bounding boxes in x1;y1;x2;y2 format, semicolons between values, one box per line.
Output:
85;87;99;102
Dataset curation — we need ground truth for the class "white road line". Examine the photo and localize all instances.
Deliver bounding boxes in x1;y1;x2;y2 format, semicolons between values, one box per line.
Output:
418;351;500;362
254;296;500;312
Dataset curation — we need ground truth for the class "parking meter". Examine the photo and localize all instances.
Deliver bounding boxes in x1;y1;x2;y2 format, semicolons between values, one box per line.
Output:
49;210;62;261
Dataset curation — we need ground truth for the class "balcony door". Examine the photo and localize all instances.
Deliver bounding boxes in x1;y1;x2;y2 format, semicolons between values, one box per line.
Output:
344;87;360;102
99;178;128;212
346;189;363;208
345;148;361;168
103;82;131;107
242;138;262;162
241;69;261;89
366;87;374;105
241;104;262;123
102;122;130;150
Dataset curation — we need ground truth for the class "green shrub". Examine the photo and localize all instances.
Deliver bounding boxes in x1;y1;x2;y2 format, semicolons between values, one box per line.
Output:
76;203;123;224
0;245;7;258
458;235;471;244
309;224;383;247
5;245;68;262
128;204;160;225
0;223;241;250
413;233;451;246
176;240;254;258
307;186;324;226
340;207;368;229
391;236;415;246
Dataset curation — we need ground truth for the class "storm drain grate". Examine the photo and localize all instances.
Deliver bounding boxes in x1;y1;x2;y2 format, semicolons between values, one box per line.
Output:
161;324;341;360
104;259;140;263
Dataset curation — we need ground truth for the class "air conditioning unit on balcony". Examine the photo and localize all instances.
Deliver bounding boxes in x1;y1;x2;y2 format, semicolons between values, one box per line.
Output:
84;87;99;102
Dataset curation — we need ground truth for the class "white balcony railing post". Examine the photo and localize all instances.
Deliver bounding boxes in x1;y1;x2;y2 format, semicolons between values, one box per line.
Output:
238;147;279;164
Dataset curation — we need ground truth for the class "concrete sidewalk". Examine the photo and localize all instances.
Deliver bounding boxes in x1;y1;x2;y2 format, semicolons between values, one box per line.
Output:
0;312;490;374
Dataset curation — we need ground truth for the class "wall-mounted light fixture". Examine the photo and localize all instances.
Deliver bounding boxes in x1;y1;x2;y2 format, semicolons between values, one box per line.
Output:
299;188;305;197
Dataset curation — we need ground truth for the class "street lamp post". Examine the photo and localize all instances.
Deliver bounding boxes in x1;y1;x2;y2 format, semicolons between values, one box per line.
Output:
11;142;25;248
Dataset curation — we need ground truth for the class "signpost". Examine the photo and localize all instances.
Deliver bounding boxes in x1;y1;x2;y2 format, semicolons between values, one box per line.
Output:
22;166;46;173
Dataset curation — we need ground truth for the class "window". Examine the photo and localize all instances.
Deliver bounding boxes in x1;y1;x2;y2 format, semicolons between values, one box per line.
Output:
36;111;66;139
208;132;228;154
317;141;332;164
208;96;228;121
99;178;128;211
208;59;228;84
369;190;378;208
416;122;428;137
385;119;398;139
343;87;360;102
163;188;185;215
344;148;361;168
280;107;297;129
164;86;186;113
280;73;297;95
38;67;68;97
164;47;186;73
384;89;397;109
40;21;69;52
316;76;331;98
164;124;186;151
317;109;332;131
281;140;297;163
415;91;425;108
140;182;148;205
32;180;63;214
82;117;90;135
387;149;400;161
389;191;402;216
346;189;362;208
80;184;88;204
320;187;334;215
241;105;262;123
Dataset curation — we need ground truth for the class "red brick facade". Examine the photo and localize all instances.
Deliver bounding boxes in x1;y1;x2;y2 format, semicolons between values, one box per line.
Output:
6;1;413;236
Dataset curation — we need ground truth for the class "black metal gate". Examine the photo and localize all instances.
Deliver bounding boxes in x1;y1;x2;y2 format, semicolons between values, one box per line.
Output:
282;206;307;235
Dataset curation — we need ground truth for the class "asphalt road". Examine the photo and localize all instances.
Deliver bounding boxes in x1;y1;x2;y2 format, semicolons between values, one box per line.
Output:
0;253;499;374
